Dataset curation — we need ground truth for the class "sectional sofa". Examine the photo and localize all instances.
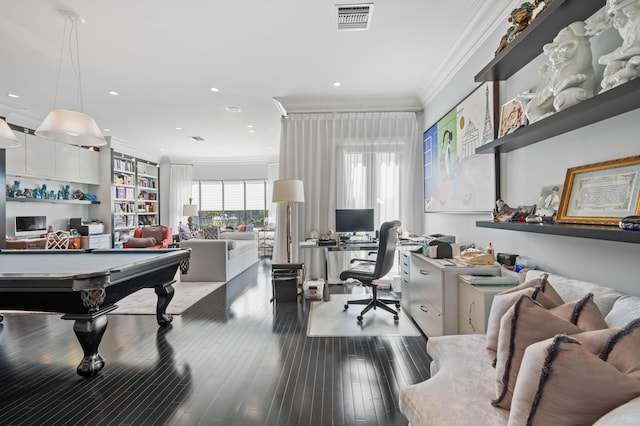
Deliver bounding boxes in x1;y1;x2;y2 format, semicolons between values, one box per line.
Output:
178;231;258;282
399;269;640;425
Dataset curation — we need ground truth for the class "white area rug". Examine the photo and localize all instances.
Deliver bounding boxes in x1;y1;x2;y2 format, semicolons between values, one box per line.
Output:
307;293;420;337
110;280;225;315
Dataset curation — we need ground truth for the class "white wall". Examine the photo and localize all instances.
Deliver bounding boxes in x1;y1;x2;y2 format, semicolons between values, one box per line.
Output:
420;13;640;296
193;162;268;181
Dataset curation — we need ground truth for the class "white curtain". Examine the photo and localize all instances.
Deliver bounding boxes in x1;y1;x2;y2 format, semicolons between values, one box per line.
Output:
168;164;193;232
275;111;420;263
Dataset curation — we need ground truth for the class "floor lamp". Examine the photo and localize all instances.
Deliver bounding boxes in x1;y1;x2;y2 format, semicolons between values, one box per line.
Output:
272;179;305;263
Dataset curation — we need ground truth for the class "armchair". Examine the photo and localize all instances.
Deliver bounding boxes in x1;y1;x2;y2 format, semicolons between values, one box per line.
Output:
341;220;401;323
123;225;172;249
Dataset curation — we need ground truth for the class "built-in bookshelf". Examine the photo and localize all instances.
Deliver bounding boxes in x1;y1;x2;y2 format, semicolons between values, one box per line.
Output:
111;151;160;247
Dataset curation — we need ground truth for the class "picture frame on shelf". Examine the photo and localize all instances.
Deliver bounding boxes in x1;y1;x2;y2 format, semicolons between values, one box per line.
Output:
498;98;526;138
536;183;563;218
556;155;640;225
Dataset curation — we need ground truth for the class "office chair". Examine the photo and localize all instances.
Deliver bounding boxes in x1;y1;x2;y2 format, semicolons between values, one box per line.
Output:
341;220;401;323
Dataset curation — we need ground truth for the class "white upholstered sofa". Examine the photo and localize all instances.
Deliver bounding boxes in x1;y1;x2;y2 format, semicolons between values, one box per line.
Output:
400;269;640;426
179;231;258;282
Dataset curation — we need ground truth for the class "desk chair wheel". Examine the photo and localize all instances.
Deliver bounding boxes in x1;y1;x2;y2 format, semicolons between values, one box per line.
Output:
357;315;363;323
393;314;399;321
344;304;349;310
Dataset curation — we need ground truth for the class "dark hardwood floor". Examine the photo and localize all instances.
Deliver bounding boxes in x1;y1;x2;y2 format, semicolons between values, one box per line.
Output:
0;258;430;426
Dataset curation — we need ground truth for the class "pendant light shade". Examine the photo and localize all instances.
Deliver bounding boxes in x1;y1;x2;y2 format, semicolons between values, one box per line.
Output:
0;119;21;148
36;109;106;147
37;9;106;147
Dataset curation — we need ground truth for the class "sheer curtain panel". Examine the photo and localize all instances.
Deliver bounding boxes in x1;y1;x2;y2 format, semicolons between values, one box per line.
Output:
169;164;193;232
275;112;420;264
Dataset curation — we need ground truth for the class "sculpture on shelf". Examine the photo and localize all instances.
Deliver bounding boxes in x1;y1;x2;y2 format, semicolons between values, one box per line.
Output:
517;21;595;123
64;184;73;200
586;0;640;92
496;2;536;55
9;180;20;197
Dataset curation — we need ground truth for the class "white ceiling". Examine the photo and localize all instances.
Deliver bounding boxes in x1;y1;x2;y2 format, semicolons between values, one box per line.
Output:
0;0;515;165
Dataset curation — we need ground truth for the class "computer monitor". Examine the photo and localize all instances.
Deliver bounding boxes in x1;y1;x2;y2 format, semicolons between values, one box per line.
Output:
15;215;47;238
335;209;374;234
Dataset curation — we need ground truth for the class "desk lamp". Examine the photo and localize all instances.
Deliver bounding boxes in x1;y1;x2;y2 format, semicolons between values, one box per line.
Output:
182;198;199;232
272;179;304;263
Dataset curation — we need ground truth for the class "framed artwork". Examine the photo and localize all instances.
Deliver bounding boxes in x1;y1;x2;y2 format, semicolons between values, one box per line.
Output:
424;82;497;213
556;155;640;225
498;98;526;138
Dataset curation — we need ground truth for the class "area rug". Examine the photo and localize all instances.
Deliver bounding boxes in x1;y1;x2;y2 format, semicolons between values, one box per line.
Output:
110;280;225;315
307;293;421;337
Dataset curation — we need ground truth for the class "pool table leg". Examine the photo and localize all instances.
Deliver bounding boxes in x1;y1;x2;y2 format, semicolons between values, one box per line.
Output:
72;314;108;377
155;283;175;326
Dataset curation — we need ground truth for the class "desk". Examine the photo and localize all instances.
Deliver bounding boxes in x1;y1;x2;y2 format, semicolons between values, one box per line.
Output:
0;248;190;377
300;241;379;283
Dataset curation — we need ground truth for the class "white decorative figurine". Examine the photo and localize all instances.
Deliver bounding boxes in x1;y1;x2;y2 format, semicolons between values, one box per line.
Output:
587;0;640;92
518;21;595;123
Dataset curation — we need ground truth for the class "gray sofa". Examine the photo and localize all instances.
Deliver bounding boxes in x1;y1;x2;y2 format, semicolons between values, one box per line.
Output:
400;269;640;426
179;231;258;282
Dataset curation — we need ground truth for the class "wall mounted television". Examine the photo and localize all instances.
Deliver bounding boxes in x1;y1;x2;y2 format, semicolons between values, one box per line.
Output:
335;209;374;234
15;215;47;238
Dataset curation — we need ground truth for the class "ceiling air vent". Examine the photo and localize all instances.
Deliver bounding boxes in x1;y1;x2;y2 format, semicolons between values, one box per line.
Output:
337;3;372;31
189;136;205;142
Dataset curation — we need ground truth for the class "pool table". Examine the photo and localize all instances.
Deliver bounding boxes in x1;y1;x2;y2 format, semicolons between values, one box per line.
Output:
0;248;190;377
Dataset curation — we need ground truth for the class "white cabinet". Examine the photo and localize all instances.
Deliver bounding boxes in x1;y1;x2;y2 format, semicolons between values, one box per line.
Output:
81;234;112;249
406;254;498;337
6;132;101;185
400;250;411;311
25;134;56;178
457;277;514;334
79;148;100;184
5;133;26;175
55;143;80;182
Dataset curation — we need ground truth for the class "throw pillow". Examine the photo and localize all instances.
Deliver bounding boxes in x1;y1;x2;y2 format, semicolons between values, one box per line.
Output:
203;226;220;240
125;237;156;248
492;293;607;410
508;319;640;426
141;226;163;243
486;274;564;360
178;224;192;241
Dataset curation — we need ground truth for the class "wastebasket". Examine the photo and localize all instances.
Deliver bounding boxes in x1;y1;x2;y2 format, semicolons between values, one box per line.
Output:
271;263;304;303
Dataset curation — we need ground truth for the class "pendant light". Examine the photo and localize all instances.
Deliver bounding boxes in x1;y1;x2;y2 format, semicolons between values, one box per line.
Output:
0;118;21;148
35;9;106;147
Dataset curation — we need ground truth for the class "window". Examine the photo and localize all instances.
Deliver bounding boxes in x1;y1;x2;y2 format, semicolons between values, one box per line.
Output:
192;180;268;229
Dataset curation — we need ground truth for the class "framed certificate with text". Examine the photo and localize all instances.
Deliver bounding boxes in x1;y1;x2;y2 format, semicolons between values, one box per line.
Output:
556;155;640;225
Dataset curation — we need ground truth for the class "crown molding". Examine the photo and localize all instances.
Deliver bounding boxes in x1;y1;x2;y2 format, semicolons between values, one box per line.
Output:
273;95;423;115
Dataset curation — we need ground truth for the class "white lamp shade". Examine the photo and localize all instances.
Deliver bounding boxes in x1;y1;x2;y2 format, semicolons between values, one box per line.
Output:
36;109;107;147
182;203;199;217
272;179;304;203
0;119;21;148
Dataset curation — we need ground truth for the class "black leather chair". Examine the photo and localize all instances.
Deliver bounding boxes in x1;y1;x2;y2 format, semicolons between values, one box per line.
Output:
341;220;401;323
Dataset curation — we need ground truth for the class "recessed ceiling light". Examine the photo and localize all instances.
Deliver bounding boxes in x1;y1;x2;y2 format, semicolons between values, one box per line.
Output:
226;106;242;113
210;87;220;92
108;90;118;96
333;82;341;87
103;128;111;132
175;127;182;130
7;93;19;98
249;130;254;133
247;124;253;128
